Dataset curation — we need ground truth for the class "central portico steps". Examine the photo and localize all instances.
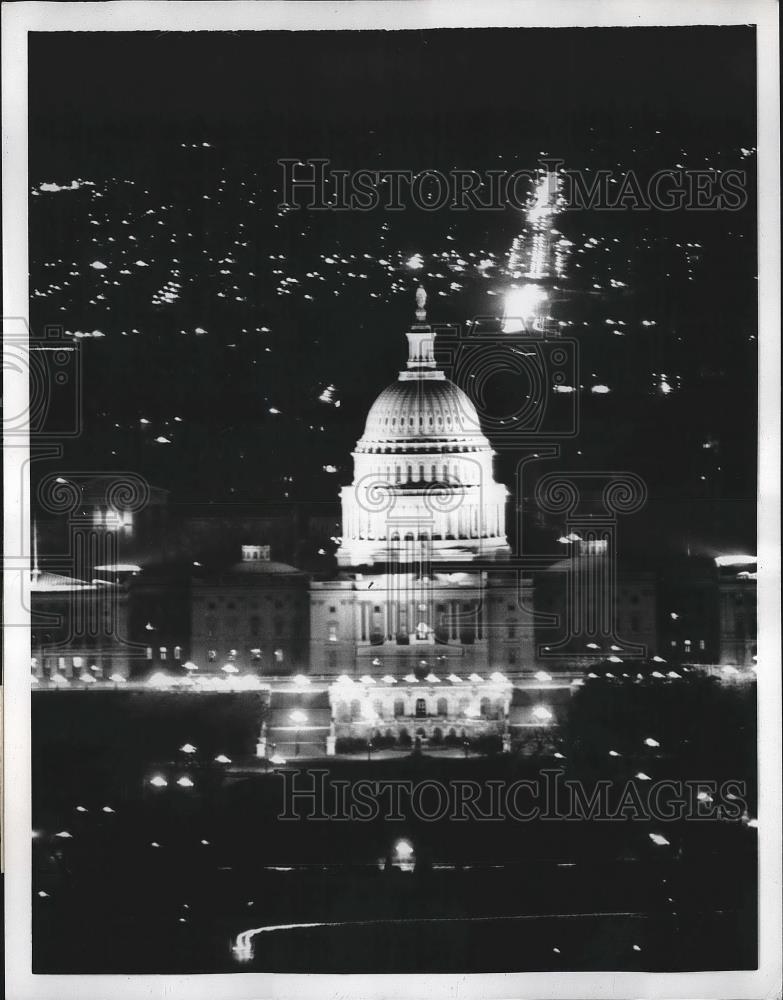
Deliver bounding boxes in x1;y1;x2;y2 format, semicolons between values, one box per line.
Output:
264;688;331;757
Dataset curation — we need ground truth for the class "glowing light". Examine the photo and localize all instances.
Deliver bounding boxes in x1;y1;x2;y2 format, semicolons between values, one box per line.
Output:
183;661;198;672
289;710;308;726
269;754;287;765
531;705;553;722
102;806;115;813
360;675;377;685
502;284;548;332
395;839;414;859
221;663;239;674
292;673;311;687
75;806;87;813
425;672;441;684
490;671;508;683
381;675;398;684
649;833;670;846
109;672;127;683
652;656;666;663
336;674;354;686
149;775;168;788
644;737;660;748
591;384;611;394
609;750;621;757
403;673;418;683
447;673;463;683
176;776;195;788
54;830;73;839
714;554;756;567
468;673;483;683
534;670;552;681
586;642;600;649
636;772;652;781
608;655;622;663
214;754;232;764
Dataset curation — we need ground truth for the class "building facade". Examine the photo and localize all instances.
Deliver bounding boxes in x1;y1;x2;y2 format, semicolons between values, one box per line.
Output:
190;545;310;676
309;289;553;743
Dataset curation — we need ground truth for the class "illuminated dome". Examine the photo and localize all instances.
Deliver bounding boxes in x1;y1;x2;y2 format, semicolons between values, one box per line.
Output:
337;288;510;567
359;376;486;449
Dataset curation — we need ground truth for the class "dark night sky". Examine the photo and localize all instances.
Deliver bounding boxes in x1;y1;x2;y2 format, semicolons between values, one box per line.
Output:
30;27;756;159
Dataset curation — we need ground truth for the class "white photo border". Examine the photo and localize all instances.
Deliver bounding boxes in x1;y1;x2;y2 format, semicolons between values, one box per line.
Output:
3;2;780;998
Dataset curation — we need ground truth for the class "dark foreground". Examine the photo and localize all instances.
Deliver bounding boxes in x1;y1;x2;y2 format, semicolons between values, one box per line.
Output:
32;688;757;973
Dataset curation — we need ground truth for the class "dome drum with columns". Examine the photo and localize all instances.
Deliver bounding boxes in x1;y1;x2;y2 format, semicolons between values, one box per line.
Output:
337;288;510;567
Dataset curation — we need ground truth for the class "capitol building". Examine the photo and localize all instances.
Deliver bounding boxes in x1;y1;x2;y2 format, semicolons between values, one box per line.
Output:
28;286;755;754
309;288;547;747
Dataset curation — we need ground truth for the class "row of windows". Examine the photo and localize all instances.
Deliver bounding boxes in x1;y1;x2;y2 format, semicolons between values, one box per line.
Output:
204;648;286;663
669;639;707;651
203;615;294;637
202;597;298;610
335;696;506;721
146;646;182;660
382;415;458;429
